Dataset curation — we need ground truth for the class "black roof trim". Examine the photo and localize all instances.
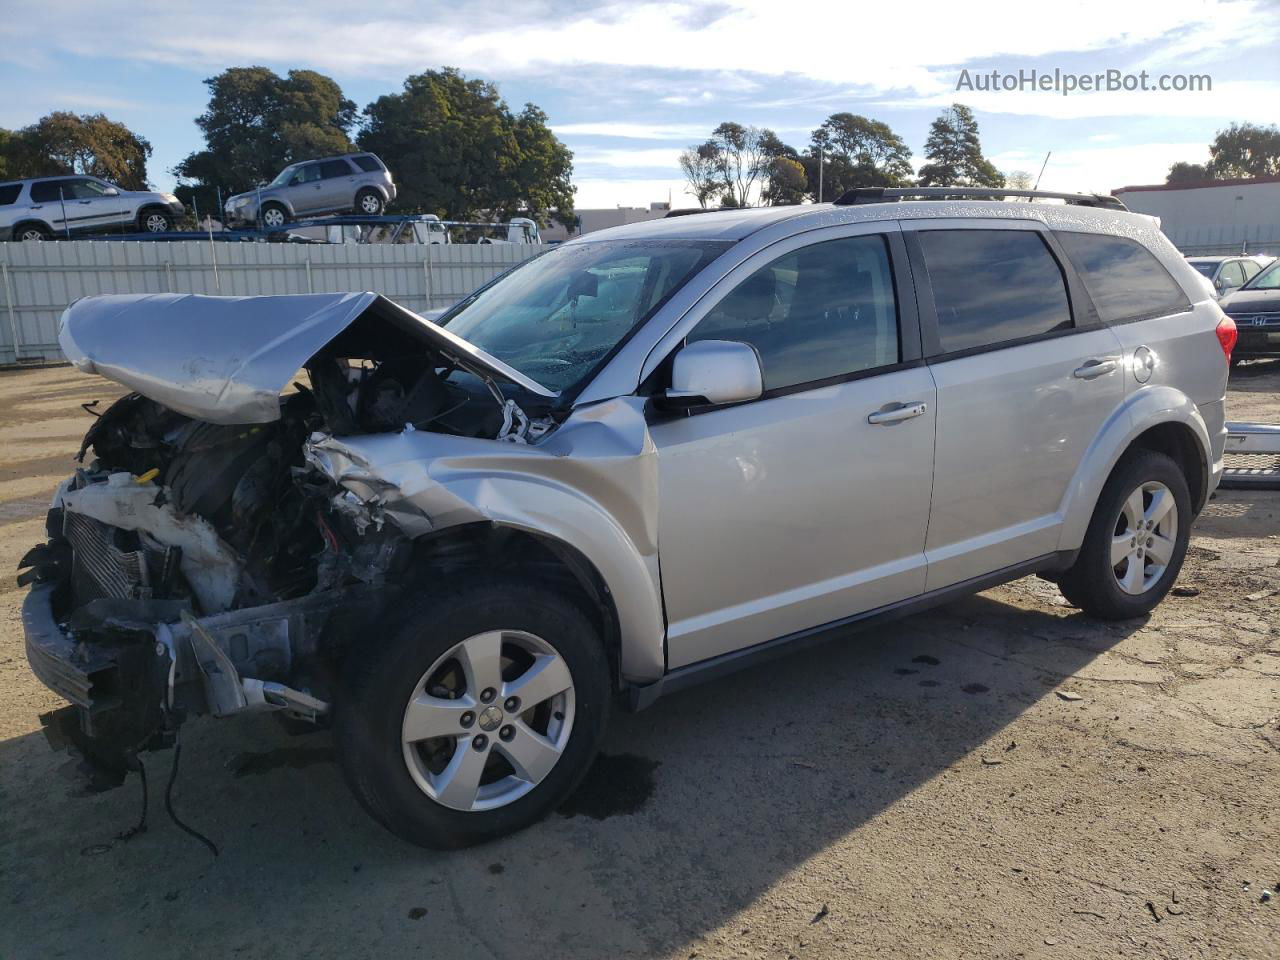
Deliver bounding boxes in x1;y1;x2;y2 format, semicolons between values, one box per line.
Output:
833;187;1127;211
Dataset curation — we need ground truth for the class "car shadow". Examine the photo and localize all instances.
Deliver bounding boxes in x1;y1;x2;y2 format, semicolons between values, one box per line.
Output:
1;590;1142;958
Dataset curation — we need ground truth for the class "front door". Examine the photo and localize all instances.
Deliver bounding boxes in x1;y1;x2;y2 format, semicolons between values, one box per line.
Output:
649;225;938;669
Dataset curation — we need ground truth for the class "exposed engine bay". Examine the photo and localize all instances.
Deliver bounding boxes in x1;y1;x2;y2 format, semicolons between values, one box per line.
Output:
19;292;569;781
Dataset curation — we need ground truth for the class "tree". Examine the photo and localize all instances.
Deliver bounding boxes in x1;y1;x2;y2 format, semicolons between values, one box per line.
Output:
1005;170;1034;189
1207;123;1280;178
0;112;151;188
679;142;721;208
1166;161;1210;185
358;68;573;226
801;113;914;201
916;104;1003;188
176;67;356;195
763;156;807;205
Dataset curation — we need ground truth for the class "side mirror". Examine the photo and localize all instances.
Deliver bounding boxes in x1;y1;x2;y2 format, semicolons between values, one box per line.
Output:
664;340;763;408
103;186;119;197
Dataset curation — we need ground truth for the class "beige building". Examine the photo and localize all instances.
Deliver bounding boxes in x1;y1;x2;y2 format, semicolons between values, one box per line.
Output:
541;202;671;243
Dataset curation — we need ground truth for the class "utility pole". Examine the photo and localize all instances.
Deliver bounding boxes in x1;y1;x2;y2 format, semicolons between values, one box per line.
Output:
818;146;824;203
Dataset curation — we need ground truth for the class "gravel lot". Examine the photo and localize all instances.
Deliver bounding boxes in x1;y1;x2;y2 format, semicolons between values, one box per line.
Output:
1;362;1278;960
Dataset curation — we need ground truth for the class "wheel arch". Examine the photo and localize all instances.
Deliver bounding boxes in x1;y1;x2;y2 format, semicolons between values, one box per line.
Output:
1058;386;1212;551
11;219;52;239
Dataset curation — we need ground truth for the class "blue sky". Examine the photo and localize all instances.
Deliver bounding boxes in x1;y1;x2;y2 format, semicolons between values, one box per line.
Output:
1;0;1276;209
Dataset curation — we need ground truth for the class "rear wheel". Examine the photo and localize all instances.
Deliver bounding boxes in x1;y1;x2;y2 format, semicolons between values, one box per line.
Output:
355;188;384;216
335;577;610;848
14;222;50;241
1057;449;1191;619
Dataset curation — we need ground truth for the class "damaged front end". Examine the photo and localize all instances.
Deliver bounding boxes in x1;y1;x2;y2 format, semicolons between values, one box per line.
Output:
20;291;570;780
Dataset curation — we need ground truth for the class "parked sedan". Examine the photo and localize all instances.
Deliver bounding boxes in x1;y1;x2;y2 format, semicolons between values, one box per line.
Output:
0;176;184;240
223;153;397;228
1219;258;1280;363
1186;255;1271;298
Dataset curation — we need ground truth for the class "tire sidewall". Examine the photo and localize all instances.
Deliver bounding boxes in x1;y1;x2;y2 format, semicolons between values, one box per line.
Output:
335;580;610;848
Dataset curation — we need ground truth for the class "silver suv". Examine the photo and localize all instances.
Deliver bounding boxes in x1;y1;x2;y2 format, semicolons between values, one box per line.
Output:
0;176;184;240
20;188;1232;849
223;152;396;227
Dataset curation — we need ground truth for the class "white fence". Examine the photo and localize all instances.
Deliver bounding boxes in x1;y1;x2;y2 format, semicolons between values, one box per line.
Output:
0;240;542;366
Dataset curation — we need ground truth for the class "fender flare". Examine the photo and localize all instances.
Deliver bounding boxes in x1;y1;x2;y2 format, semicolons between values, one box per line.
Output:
1057;385;1211;551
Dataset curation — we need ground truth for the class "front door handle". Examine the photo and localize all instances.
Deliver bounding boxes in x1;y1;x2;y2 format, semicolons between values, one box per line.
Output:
1073;357;1120;379
867;401;928;425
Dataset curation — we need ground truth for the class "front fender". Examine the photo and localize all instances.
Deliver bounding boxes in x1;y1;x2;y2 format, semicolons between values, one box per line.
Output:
1057;385;1212;551
304;397;666;682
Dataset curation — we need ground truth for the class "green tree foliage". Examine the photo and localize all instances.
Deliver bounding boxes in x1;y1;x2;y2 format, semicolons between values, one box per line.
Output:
358;68;574;225
1206;123;1280;178
1165;161;1210;184
176;67;356;194
802;113;914;200
0;112;151;188
679;124;804;207
763;156;807;205
916;104;1003;188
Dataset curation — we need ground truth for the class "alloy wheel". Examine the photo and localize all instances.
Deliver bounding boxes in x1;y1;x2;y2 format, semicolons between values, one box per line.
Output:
1111;480;1178;595
262;208;285;228
401;630;575;812
144;213;168;233
360;193;382;214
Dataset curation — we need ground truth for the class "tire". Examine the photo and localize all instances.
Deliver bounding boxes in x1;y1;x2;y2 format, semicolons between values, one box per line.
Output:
355;188;384;216
14;222;50;241
260;203;288;229
1057;449;1192;620
139;208;172;233
334;576;610;848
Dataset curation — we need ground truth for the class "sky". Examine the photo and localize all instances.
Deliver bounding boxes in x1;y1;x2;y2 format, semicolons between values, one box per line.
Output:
1;0;1276;210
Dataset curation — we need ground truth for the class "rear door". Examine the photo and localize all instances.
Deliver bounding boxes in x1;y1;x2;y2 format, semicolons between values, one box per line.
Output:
27;178;79;234
315;158;358;213
904;220;1126;590
649;223;937;668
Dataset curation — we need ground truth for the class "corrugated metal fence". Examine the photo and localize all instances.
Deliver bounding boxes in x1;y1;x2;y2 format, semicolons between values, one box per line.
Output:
0;241;542;366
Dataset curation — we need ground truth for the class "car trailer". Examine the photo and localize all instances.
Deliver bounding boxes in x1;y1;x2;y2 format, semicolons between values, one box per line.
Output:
1221;421;1280;489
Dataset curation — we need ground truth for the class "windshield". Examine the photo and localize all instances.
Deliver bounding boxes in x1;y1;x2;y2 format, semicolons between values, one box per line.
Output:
1189;261;1217;278
440;239;730;394
268;164;300;188
1242;260;1280;290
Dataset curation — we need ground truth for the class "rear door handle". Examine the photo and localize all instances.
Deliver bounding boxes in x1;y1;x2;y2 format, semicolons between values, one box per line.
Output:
1073;357;1120;379
867;401;928;425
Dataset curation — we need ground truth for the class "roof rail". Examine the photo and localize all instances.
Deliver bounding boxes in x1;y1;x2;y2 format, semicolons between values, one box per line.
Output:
832;187;1128;211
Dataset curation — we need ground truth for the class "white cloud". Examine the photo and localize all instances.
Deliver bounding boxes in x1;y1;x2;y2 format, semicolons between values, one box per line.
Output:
573;147;685;169
989;141;1210;193
573;177;694;208
553;122;710;140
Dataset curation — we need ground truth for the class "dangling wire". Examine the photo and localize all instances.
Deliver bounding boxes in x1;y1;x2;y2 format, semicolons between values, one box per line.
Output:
114;755;149;843
164;743;219;857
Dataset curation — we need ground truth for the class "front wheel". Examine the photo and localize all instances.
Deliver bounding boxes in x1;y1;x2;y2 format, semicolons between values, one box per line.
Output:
355;188;384;216
260;203;288;229
335;577;610;848
139;209;172;233
1057;449;1192;619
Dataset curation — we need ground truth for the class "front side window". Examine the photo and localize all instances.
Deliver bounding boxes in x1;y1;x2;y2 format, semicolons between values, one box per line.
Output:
688;234;899;392
1055;231;1190;322
920;229;1072;353
1218;261;1246;289
269;164;300;187
63;178;114;200
289;164;322;186
441;239;730;394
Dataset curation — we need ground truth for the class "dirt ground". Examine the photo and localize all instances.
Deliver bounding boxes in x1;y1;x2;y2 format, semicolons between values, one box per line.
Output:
1;362;1277;960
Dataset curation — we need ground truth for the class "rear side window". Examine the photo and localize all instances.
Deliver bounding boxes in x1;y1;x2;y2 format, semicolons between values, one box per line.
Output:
919;229;1072;353
1055;231;1190;322
0;184;21;205
689;234;900;391
319;159;354;179
30;180;72;203
351;155;384;173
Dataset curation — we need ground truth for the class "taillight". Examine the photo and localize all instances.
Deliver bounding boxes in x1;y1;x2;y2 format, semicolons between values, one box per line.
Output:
1216;315;1237;361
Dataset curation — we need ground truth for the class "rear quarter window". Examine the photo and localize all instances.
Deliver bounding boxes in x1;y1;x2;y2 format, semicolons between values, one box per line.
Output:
0;184;21;205
1055;231;1190;323
351;155;384;173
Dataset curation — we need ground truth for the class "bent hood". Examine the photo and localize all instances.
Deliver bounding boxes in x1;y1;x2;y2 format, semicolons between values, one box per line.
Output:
59;292;554;424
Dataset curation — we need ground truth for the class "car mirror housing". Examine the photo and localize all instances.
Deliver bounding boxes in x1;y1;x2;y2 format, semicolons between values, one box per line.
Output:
663;339;764;408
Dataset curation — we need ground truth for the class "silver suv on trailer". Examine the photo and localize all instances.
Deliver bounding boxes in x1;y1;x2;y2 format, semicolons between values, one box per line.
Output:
20;188;1233;848
223;152;397;227
0;176;184;240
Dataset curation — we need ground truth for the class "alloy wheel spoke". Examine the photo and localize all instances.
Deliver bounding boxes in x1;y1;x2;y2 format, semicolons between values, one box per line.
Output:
456;631;505;698
403;693;474;743
1120;556;1144;594
503;653;572;709
1111;535;1133;567
1123;488;1145;531
1146;533;1175;566
495;721;561;784
432;738;489;810
1145;487;1175;528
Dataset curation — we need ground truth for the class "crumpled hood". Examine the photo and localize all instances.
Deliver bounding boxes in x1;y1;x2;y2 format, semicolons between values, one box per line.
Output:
59;292;554;424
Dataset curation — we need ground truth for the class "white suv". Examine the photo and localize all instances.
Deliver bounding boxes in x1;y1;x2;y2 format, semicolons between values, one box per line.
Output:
0;176;184;240
21;188;1233;848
